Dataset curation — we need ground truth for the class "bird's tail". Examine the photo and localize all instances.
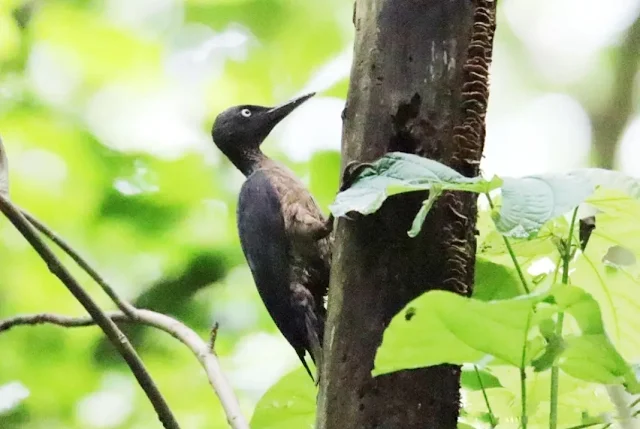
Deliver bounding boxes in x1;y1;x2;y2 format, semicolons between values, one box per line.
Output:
292;284;325;384
297;351;315;382
304;309;324;386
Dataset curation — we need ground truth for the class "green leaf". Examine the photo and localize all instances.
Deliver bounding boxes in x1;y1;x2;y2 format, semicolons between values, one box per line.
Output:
531;334;564;372
571;168;640;200
251;368;315;429
373;283;640;392
571;188;640;361
472;257;524;301
550;285;606;335
560;335;640;392
493;174;595;238
547;285;640;393
460;367;503;391
479;217;569;258
463;368;615;428
372;290;548;376
329;152;501;217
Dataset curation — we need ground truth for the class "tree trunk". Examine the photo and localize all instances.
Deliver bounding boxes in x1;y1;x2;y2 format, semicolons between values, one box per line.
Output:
316;1;497;428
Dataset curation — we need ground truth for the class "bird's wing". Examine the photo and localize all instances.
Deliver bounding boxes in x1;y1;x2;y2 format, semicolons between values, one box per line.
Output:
237;170;315;380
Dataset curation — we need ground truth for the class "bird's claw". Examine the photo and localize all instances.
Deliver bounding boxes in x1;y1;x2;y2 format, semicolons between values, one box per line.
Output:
339;160;373;192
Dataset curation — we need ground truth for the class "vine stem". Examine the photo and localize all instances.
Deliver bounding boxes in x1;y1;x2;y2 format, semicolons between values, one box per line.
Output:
549;208;579;429
519;311;534;429
474;365;498;427
484;193;530;294
484;192;533;428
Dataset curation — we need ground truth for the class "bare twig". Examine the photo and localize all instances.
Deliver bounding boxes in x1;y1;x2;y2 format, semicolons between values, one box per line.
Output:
0;310;250;429
19;209;137;317
0;194;180;429
208;322;220;353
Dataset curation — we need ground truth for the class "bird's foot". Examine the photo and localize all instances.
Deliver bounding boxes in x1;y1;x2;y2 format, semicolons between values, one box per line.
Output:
339;160;372;192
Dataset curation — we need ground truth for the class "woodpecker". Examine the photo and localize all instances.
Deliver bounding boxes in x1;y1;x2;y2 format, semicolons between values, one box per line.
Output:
211;93;331;382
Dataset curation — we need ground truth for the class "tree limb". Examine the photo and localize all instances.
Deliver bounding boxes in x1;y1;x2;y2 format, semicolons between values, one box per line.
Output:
0;194;180;429
0;309;250;429
317;1;495;428
20;209;137;317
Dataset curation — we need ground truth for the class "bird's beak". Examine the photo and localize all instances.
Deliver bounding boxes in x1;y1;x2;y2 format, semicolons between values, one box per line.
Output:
266;92;315;125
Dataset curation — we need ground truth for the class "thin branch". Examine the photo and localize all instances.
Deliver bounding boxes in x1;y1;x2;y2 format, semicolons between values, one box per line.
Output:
208;322;220;353
0;194;179;429
0;310;250;429
19;209;137;317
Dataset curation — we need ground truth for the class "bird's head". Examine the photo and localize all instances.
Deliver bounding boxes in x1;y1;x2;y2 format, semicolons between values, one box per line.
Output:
211;92;315;162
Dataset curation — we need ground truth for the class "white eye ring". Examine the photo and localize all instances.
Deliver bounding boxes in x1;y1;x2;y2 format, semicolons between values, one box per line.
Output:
240;109;252;118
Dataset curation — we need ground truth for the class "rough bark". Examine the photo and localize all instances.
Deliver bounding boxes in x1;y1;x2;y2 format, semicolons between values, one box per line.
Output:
317;1;497;428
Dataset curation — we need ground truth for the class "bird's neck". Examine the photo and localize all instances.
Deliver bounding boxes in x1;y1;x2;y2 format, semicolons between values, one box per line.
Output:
233;148;274;177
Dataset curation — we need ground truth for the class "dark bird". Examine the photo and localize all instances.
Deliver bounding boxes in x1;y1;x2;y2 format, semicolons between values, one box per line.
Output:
211;93;331;382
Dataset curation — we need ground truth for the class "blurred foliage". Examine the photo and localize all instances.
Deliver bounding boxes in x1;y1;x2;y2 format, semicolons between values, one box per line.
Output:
0;0;346;427
1;0;640;428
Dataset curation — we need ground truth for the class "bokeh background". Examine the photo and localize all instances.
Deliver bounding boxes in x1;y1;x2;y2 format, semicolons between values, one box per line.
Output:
0;0;638;428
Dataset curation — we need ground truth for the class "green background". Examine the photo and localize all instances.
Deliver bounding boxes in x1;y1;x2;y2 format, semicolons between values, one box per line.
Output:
0;0;638;427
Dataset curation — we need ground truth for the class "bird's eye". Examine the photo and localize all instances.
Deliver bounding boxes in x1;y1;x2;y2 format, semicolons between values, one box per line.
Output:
240;109;252;118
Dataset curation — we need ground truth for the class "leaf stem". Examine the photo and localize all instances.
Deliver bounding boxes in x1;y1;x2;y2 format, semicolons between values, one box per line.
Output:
565;422;608;429
520;311;533;429
474;365;497;427
549;208;579;429
484;193;530;294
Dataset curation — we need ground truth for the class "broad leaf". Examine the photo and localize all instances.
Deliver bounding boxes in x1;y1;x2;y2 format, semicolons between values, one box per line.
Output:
460;367;503;391
542;286;640;391
463;368;614;428
571;168;640;200
492;169;640;238
473;257;526;301
374;284;640;392
372;290;549;376
531;333;564;372
329;152;500;217
492;174;595;238
251;368;315;429
479;217;569;259
571;188;640;361
560;335;640;392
